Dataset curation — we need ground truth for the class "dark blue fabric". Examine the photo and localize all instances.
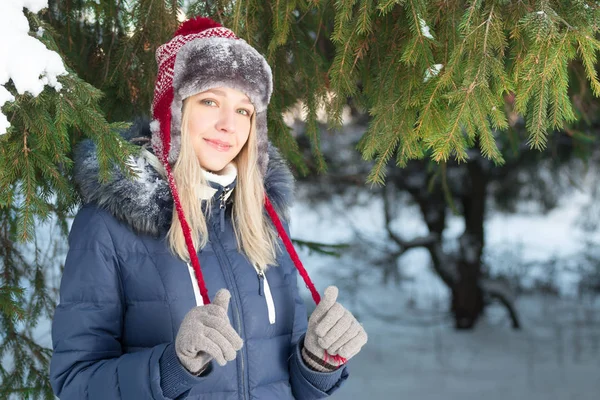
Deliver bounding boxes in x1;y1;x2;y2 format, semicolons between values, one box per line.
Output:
50;192;348;399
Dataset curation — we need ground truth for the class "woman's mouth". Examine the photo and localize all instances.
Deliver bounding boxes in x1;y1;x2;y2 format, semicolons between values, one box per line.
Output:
204;138;232;152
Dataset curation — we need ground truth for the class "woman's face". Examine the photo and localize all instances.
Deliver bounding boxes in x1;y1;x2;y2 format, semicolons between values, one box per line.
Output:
186;87;254;173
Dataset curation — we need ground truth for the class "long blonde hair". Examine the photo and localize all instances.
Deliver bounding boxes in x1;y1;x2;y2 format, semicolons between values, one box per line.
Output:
167;98;279;269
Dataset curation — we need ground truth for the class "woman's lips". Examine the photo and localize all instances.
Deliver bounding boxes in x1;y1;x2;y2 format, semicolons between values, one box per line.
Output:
204;138;232;152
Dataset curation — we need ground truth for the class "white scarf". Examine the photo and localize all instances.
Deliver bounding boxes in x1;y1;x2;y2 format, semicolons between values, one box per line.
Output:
198;163;237;201
141;148;237;201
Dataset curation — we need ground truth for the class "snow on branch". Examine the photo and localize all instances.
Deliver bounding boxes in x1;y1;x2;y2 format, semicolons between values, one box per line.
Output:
0;0;67;135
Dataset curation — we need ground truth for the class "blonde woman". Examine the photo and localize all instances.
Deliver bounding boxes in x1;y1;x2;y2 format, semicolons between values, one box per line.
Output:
50;17;367;400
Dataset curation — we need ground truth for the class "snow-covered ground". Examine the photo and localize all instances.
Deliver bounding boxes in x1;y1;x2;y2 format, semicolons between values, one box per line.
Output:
333;296;599;400
290;187;600;400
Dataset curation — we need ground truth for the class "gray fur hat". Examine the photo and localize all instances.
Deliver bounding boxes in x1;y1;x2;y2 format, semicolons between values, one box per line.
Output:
150;17;273;174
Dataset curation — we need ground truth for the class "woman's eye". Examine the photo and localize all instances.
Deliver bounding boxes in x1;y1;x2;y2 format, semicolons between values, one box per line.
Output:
237;109;251;117
201;99;217;107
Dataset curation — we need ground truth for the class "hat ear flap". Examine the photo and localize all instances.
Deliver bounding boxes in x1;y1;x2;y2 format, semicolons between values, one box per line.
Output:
255;111;269;176
151;87;174;164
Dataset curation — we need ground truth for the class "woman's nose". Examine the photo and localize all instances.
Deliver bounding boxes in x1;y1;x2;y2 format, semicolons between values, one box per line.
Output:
215;109;236;133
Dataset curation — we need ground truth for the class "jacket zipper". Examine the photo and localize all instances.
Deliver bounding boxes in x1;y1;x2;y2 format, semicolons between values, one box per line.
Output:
218;186;232;232
253;264;276;324
209;218;249;400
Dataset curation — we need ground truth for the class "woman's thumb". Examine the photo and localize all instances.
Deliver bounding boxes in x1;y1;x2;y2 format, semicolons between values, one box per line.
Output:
311;286;338;321
212;289;231;312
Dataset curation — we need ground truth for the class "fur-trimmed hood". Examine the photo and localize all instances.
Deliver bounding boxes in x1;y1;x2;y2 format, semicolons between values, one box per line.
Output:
74;119;294;237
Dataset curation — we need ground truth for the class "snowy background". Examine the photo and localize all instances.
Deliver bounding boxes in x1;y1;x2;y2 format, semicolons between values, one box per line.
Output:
289;185;600;400
28;183;600;400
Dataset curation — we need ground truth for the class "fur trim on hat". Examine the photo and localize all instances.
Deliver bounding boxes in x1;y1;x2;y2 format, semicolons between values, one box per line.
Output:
151;18;273;175
165;37;272;167
174;37;272;111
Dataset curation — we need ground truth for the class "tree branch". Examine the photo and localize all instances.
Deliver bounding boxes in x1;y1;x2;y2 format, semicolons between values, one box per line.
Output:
481;278;521;329
383;183;437;253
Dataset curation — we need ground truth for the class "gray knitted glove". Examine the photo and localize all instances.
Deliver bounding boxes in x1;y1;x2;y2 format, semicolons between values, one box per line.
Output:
175;289;243;375
302;286;367;372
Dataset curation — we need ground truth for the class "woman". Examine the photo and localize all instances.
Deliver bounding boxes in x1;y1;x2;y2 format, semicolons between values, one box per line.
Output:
50;17;367;399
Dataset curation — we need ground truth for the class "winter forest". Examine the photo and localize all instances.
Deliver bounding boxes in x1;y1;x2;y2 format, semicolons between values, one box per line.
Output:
2;0;600;399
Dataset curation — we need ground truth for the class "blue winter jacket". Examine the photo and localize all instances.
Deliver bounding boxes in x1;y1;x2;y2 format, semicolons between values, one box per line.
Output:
49;124;349;399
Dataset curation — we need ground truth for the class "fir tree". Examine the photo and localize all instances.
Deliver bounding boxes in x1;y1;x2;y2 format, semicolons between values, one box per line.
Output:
0;5;133;397
1;0;600;396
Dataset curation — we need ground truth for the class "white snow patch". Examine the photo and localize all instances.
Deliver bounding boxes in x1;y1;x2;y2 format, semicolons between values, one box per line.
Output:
424;64;443;82
177;8;187;23
419;17;434;39
0;0;67;135
126;155;160;206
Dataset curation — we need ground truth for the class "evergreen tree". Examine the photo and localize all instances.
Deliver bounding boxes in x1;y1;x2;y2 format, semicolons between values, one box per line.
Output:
1;6;133;398
1;0;600;396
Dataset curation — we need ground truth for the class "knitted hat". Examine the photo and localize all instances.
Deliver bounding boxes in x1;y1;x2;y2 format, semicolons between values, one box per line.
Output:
150;17;322;312
150;17;272;173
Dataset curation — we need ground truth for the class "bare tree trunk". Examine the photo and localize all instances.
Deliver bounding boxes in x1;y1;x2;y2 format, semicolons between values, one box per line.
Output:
327;146;521;330
394;167;457;289
392;158;489;330
452;159;486;329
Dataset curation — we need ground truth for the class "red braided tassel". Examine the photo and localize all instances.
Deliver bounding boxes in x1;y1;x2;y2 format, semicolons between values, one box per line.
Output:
264;195;321;305
153;88;174;158
164;162;211;305
265;196;350;366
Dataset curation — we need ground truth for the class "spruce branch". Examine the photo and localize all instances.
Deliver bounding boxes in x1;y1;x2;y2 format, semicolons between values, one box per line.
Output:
576;32;600;97
376;0;407;16
356;0;374;36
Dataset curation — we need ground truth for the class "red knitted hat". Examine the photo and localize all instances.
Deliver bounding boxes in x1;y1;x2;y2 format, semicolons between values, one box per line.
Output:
150;17;321;308
150;17;272;170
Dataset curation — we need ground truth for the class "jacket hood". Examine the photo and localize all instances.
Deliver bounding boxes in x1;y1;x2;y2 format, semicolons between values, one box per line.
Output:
74;119;294;237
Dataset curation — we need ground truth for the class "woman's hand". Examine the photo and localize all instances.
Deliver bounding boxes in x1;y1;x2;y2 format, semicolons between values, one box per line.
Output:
175;289;243;375
302;286;368;372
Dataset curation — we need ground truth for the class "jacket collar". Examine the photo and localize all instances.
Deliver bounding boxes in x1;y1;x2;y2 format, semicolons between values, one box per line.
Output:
74;119;294;237
200;162;237;201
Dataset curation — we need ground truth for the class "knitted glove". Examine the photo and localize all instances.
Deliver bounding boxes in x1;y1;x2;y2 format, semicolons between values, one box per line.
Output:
302;286;368;372
175;289;243;375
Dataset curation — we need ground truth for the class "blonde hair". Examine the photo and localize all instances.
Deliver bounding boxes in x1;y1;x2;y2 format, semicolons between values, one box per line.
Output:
167;99;279;269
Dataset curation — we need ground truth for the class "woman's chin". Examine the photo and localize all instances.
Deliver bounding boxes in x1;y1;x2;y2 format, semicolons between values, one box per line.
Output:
199;160;228;173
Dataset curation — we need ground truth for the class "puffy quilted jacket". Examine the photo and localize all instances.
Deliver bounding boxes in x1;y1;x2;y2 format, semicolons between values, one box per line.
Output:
49;124;349;399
